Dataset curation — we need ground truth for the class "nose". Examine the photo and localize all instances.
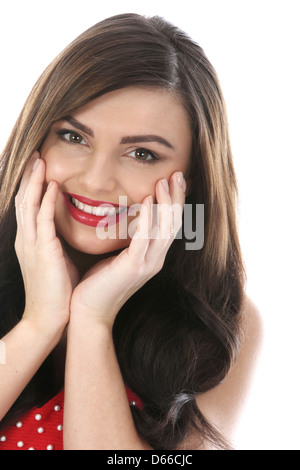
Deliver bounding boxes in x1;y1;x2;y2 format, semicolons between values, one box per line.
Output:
78;152;118;194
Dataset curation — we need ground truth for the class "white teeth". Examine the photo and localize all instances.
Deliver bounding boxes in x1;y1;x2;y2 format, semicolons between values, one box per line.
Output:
71;197;124;216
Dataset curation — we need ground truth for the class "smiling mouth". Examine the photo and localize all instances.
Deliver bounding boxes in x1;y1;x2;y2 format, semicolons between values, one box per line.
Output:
69;195;127;216
63;192;129;227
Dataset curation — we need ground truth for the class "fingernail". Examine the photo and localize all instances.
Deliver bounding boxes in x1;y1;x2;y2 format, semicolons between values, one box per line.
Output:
32;157;41;171
161;178;169;192
176;172;186;193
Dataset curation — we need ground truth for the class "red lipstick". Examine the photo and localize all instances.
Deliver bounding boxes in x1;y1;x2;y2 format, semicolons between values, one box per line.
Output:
63;193;129;228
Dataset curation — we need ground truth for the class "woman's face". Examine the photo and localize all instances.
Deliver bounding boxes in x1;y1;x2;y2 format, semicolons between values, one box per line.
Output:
41;87;192;255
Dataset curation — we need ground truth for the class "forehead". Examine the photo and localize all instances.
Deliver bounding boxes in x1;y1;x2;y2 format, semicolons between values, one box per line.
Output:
71;87;192;149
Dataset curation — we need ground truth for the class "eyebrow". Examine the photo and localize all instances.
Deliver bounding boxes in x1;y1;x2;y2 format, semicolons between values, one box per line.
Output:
120;135;174;149
60;116;174;149
61;116;94;137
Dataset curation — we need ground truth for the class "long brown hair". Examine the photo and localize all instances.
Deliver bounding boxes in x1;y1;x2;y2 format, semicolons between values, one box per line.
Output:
0;13;245;449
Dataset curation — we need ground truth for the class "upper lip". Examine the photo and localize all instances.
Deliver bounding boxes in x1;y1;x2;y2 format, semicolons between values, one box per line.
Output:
65;193;129;208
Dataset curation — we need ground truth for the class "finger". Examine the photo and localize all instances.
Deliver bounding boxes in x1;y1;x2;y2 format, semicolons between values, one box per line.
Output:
15;151;40;205
145;174;186;263
156;172;186;240
16;157;46;244
152;178;173;243
169;171;186;205
168;171;186;235
36;180;58;243
15;153;42;240
128;195;153;261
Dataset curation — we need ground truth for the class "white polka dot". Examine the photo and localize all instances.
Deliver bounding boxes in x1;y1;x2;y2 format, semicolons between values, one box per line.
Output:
35;413;42;421
54;405;61;412
28;447;35;450
47;444;54;450
16;421;23;428
37;427;44;433
0;435;6;442
57;424;63;431
17;441;24;448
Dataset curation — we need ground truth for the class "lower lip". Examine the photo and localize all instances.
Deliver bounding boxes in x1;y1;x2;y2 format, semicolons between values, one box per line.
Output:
63;194;128;228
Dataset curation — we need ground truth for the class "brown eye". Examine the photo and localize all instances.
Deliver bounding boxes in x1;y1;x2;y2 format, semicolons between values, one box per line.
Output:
68;132;83;144
56;129;87;145
127;147;159;163
135;149;151;160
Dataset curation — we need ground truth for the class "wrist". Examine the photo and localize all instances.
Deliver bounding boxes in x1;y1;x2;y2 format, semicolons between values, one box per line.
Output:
67;310;114;351
70;303;119;330
69;306;118;332
20;311;67;345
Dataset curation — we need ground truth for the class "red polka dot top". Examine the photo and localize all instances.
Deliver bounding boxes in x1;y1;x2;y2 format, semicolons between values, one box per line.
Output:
0;388;142;450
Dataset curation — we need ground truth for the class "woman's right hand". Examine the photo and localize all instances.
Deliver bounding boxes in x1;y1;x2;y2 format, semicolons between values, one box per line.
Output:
14;152;78;338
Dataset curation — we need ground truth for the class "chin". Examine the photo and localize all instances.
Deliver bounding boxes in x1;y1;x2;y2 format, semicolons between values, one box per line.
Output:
61;231;130;256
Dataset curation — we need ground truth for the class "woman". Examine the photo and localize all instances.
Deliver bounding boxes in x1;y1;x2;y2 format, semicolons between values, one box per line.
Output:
0;13;262;450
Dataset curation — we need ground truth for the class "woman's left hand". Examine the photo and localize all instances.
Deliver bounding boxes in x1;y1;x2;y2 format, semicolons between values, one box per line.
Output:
70;172;186;327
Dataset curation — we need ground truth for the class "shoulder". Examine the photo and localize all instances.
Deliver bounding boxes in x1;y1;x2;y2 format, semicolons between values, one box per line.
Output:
194;294;264;444
239;295;264;350
235;295;264;379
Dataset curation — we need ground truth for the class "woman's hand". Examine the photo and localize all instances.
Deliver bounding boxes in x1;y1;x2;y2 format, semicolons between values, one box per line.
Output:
14;153;79;337
70;172;186;327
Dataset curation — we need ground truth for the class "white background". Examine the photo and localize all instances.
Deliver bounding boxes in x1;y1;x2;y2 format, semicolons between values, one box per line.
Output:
1;0;299;450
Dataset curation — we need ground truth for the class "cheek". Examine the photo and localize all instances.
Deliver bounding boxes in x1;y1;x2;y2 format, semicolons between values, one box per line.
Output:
42;154;71;183
126;180;156;204
133;164;181;197
127;167;179;202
